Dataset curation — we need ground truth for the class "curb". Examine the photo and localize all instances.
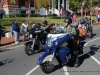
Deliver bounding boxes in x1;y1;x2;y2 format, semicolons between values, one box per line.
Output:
0;42;25;49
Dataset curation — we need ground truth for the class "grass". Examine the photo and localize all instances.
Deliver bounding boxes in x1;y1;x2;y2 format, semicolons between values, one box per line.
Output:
2;16;96;32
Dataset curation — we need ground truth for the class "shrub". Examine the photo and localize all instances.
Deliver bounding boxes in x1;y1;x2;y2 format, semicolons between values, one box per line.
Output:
20;13;27;17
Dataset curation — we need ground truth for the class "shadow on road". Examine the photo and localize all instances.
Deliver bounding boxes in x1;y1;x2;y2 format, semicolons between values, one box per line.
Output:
67;45;100;67
0;48;12;53
0;58;16;66
91;33;96;38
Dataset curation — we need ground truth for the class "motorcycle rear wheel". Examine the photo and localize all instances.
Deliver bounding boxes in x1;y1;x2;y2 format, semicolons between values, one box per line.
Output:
40;61;55;74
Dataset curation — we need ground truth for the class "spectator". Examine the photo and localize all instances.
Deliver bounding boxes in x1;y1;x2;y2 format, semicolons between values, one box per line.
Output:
56;24;64;33
69;12;73;19
98;13;100;23
80;16;85;27
43;17;48;25
96;14;98;23
72;14;77;26
10;21;14;36
0;25;3;45
12;19;20;44
21;20;28;42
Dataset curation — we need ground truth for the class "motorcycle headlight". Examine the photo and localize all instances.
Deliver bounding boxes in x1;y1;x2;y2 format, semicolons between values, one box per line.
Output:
48;42;53;47
29;34;32;38
47;37;57;47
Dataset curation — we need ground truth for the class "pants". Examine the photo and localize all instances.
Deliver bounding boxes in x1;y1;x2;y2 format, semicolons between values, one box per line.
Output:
13;31;20;44
58;38;79;64
67;38;79;64
22;30;27;41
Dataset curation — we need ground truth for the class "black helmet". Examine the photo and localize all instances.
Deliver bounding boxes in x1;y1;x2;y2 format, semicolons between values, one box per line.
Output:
64;18;72;24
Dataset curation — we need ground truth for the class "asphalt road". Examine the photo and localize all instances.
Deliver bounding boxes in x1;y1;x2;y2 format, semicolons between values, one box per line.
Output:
0;26;100;75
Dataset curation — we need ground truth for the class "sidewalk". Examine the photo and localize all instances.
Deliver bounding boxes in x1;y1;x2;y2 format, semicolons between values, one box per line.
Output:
0;36;27;49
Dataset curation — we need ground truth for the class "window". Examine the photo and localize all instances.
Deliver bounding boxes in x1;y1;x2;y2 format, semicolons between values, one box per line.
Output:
20;0;25;6
30;0;34;7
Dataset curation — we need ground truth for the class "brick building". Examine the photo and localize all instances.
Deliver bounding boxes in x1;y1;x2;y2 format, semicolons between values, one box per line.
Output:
1;0;70;16
2;0;38;15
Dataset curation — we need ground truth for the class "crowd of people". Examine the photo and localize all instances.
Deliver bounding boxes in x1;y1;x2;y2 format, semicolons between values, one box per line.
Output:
9;15;93;45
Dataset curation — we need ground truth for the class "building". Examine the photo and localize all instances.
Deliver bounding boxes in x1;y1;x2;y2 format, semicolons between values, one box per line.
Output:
2;0;38;15
52;0;72;16
1;0;70;16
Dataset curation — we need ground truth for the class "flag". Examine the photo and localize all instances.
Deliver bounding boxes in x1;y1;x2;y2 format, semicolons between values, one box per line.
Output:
28;4;31;19
59;7;63;16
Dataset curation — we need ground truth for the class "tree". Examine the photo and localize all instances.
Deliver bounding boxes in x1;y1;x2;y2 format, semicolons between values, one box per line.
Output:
69;0;99;11
10;0;16;4
35;0;52;10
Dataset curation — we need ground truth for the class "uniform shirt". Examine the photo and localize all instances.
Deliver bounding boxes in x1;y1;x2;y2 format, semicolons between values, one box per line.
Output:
65;27;76;35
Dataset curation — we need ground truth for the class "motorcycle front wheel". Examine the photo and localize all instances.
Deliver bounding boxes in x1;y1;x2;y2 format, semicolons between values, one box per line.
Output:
25;43;34;55
40;61;55;74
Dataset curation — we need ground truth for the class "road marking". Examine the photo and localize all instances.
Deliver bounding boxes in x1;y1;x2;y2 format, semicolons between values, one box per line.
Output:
86;37;100;65
63;66;69;75
87;37;100;43
88;53;100;65
26;65;39;75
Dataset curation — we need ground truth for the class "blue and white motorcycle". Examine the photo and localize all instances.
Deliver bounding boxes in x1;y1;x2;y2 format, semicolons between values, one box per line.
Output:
37;33;90;74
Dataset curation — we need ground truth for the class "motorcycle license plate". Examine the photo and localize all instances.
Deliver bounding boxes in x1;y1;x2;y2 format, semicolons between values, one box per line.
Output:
30;34;32;38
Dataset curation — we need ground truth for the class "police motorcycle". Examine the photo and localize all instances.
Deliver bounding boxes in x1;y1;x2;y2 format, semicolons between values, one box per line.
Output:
24;26;47;55
37;31;90;74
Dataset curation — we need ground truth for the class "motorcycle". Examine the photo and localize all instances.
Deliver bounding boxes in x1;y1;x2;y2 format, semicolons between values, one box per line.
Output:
37;33;90;74
24;27;47;55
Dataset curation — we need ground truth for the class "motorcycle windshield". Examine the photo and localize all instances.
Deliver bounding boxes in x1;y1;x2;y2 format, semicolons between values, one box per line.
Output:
46;33;70;51
55;34;70;46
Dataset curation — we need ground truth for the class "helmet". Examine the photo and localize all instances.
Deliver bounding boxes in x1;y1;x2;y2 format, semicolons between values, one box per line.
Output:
64;18;72;24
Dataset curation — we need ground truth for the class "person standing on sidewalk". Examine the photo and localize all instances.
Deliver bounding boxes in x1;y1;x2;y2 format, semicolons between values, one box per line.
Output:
21;20;28;42
12;19;20;44
0;25;3;46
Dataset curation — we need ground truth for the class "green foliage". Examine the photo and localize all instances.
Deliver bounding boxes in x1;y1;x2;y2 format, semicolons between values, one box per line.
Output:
31;14;42;17
69;0;99;10
10;0;16;4
35;0;52;9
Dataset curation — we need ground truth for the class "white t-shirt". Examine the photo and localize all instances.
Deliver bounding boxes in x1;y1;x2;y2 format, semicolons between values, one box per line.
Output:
22;23;28;32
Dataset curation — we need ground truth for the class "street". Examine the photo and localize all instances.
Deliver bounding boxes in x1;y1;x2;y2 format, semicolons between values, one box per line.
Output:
0;26;100;75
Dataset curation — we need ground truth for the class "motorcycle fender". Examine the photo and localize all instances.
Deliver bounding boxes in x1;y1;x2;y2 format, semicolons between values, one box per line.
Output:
83;43;90;54
37;52;59;65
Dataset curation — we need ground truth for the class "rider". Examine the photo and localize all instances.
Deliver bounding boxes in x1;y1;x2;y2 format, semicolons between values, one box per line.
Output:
59;18;79;67
41;21;51;34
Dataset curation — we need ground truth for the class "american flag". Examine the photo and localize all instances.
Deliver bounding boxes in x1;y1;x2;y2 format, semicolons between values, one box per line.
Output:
59;7;63;16
28;4;31;19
